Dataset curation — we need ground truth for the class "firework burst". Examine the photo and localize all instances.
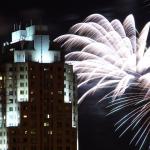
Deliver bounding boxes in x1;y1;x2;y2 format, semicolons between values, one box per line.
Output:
54;14;150;150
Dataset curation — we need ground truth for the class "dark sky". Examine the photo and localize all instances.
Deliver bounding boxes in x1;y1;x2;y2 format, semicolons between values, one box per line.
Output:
0;0;149;42
1;0;150;150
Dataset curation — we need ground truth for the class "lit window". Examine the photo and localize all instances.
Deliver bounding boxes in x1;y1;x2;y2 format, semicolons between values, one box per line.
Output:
24;130;27;134
58;91;62;94
32;75;35;79
9;48;14;51
23;115;28;118
50;75;53;79
8;75;13;79
46;114;50;118
44;122;49;127
48;130;53;135
31;130;36;135
44;68;48;71
30;91;34;95
0;76;2;80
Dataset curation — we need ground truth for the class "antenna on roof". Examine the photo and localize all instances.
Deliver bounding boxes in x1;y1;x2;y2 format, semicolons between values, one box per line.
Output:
30;19;32;26
19;22;21;30
14;24;16;31
16;24;18;30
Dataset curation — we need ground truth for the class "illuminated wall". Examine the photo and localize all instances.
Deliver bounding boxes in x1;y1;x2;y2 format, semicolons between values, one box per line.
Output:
0;74;7;150
5;63;28;127
11;30;26;43
11;25;60;63
64;64;78;128
0;127;7;150
0;75;3;128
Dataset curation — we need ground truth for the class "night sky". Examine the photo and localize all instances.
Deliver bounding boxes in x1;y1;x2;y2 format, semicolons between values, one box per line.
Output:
0;0;149;42
1;0;150;150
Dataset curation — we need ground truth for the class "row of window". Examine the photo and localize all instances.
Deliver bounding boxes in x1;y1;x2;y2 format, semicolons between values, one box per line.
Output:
0;131;6;136
8;82;28;88
8;90;28;96
4;146;71;150
7;74;27;80
0;139;6;144
8;107;19;111
8;66;27;72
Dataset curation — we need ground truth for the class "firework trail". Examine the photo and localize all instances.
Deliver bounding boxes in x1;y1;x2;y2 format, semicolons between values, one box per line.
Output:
54;14;150;150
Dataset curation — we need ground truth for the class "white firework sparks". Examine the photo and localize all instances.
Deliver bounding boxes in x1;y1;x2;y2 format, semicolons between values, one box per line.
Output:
54;14;150;150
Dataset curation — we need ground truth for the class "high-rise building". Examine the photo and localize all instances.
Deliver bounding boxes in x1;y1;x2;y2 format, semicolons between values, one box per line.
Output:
0;25;78;150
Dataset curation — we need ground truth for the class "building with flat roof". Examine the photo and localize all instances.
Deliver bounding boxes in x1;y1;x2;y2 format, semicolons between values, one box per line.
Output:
0;24;77;150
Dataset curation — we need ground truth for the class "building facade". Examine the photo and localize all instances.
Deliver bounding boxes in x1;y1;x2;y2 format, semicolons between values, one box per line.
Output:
0;25;77;150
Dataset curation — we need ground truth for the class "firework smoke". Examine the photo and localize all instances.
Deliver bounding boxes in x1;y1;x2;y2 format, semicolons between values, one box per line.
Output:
54;14;150;150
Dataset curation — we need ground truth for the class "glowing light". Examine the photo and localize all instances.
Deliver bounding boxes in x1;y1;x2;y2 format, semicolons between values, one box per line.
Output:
54;14;150;150
23;115;27;118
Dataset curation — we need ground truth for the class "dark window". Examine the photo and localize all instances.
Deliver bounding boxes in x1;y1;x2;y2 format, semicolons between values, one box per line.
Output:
57;122;62;128
9;91;13;95
20;90;24;95
9;99;13;103
20;74;24;79
23;138;27;142
20;66;24;71
20;82;24;87
12;147;16;150
13;138;16;143
66;146;70;150
9;67;13;71
9;107;13;111
58;67;62;71
57;146;62;150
